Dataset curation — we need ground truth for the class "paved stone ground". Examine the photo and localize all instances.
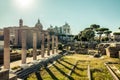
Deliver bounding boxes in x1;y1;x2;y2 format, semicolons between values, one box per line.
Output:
0;50;61;69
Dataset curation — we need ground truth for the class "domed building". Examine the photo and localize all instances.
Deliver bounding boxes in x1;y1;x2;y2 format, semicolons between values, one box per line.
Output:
35;19;43;31
7;19;47;48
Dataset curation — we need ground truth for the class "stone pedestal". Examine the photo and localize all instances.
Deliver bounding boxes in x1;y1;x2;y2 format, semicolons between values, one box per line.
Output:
9;74;17;80
0;69;9;80
47;34;50;56
21;30;27;64
33;32;37;60
4;28;10;69
41;33;45;58
55;36;58;53
52;35;55;54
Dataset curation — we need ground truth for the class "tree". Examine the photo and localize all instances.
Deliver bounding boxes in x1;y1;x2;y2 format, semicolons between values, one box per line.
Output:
74;35;79;41
96;28;109;42
48;25;55;36
90;24;100;30
80;28;95;41
119;27;120;30
104;30;112;41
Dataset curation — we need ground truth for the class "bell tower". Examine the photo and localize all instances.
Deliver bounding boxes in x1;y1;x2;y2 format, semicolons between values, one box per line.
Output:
19;19;23;27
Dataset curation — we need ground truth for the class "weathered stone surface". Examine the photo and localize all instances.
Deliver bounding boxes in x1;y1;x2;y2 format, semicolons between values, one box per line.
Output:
0;69;9;80
106;43;120;58
9;74;17;80
106;46;120;58
55;36;58;53
98;43;110;55
14;29;18;46
21;30;27;64
4;28;10;69
47;34;50;56
33;32;37;60
75;48;88;54
52;35;55;54
41;33;45;57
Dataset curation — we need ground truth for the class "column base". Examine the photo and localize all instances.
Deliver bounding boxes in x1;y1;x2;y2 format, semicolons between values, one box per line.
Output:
32;60;39;65
9;73;17;80
20;64;29;69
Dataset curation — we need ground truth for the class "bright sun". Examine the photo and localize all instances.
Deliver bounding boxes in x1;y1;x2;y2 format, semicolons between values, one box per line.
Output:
13;0;35;10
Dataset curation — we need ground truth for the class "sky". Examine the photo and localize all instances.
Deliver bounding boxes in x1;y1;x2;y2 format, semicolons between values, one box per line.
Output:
0;0;120;35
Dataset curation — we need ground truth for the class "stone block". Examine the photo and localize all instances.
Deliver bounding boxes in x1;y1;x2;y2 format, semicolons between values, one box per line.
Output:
106;46;120;58
9;74;17;80
0;69;9;80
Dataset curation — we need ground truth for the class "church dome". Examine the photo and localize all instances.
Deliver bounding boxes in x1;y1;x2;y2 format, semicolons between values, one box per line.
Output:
35;19;43;31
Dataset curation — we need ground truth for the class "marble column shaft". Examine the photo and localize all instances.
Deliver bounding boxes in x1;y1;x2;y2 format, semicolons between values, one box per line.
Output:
21;30;27;64
33;32;37;60
47;34;50;56
4;28;10;69
41;33;45;58
14;29;18;46
55;36;58;53
52;35;55;54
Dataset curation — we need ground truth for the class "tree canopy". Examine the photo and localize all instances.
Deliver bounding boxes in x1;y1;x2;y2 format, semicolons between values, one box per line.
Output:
80;29;95;41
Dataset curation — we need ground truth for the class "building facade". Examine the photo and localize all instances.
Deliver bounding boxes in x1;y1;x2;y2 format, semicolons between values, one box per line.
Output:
47;22;73;42
7;19;45;48
48;22;71;35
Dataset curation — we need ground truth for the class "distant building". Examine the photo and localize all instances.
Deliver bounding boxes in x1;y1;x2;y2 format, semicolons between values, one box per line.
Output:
62;23;71;35
47;22;73;42
6;19;46;48
48;22;71;35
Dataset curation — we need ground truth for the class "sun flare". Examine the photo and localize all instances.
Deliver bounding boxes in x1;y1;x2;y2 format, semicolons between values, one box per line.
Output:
12;0;35;10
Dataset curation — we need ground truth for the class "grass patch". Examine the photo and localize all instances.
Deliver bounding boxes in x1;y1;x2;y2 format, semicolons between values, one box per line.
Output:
27;54;120;80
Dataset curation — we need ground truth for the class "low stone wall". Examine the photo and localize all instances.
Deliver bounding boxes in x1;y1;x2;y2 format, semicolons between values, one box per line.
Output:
106;46;120;58
75;48;88;54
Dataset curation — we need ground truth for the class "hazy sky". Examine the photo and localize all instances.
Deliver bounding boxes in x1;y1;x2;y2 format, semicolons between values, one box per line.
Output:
0;0;120;34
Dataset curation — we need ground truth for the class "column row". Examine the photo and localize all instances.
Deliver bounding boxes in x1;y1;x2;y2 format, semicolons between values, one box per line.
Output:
3;28;58;69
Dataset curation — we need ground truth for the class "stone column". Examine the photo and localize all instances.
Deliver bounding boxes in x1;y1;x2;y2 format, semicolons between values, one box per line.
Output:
18;29;22;46
33;32;37;60
52;35;55;54
38;32;41;48
55;36;58;53
41;33;45;58
14;29;18;46
47;34;50;56
21;30;27;64
4;28;10;69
